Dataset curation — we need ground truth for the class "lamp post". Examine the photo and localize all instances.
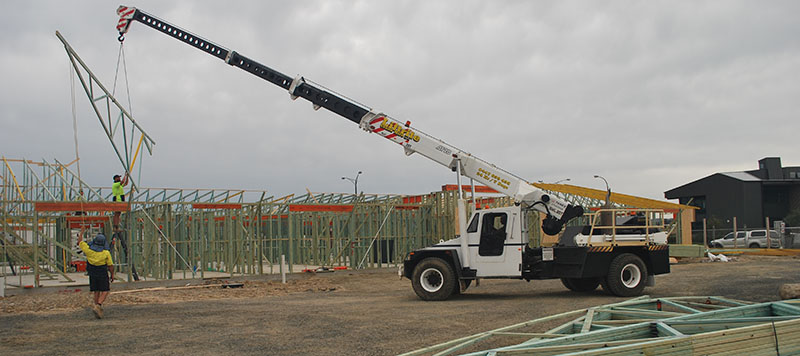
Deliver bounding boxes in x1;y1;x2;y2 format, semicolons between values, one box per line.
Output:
341;171;362;195
594;174;612;233
593;175;611;206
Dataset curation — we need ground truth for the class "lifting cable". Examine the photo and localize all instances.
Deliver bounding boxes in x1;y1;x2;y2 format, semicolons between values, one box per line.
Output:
112;41;144;198
69;58;86;225
112;43;134;173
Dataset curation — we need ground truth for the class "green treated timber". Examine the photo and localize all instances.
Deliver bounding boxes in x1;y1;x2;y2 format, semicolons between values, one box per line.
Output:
493;337;678;356
510;323;655;349
430;333;492;356
682;301;736;310
668;244;705;257
609;306;688;317
556;337;693;356
539;297;653;337
669;304;773;321
499;302;798;355
659;299;703;313
668;315;800;325
591;319;652;326
401;308;588;356
692;336;783;356
656;322;685;337
687;320;800;353
547;316;585;335
601;309;686;320
664;295;753;306
581;309;596;333
490;332;563;338
772;302;800;316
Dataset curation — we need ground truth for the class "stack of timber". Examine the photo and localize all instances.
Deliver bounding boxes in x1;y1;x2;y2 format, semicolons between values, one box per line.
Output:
402;296;800;356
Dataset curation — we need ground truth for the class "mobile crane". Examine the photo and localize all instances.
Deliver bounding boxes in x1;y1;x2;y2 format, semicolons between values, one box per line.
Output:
116;6;670;300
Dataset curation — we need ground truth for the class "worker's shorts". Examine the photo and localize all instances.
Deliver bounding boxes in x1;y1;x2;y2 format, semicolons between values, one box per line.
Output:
87;264;110;292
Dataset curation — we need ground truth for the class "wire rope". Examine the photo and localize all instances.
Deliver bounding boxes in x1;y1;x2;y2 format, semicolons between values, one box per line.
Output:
69;55;86;230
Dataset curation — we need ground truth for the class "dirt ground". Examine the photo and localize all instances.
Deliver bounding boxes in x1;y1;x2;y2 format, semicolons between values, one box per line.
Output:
1;255;799;356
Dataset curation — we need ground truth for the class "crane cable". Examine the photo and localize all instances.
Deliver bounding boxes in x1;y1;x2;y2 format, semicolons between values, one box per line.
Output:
69;58;86;226
112;41;143;198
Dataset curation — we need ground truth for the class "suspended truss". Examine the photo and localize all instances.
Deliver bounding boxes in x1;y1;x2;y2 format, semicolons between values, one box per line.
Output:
57;31;155;194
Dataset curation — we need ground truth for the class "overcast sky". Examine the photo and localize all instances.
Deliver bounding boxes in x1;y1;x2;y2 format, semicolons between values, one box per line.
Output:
1;1;798;201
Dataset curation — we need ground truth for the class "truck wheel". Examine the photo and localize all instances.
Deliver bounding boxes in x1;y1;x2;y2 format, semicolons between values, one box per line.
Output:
604;253;648;297
749;243;759;249
412;258;456;301
713;243;723;248
561;278;600;292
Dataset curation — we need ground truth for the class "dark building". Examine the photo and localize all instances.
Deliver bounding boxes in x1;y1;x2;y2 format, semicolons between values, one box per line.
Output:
665;157;800;229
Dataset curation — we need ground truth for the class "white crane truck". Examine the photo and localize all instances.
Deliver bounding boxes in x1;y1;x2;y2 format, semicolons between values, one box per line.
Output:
116;6;670;301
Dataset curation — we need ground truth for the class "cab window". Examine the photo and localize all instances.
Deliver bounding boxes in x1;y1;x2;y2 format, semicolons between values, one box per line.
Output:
467;213;479;233
479;213;507;256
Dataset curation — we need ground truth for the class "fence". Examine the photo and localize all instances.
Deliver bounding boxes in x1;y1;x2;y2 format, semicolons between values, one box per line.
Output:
690;225;800;248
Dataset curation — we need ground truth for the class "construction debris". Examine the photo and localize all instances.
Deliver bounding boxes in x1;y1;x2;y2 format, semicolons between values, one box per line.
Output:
401;296;800;356
707;252;730;262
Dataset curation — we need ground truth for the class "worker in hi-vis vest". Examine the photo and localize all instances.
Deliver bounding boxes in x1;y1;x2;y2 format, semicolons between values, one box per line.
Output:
111;173;128;230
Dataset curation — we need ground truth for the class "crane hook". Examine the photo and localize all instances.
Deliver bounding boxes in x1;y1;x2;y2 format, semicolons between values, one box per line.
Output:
118;33;125;42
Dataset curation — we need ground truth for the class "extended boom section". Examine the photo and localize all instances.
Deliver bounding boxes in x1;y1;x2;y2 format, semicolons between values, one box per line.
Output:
358;112;578;222
117;6;369;123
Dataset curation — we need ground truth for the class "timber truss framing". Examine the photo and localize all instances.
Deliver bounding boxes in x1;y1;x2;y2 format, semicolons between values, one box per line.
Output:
402;296;800;356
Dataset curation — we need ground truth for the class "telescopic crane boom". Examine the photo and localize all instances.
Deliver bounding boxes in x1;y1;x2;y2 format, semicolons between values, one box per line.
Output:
116;5;583;235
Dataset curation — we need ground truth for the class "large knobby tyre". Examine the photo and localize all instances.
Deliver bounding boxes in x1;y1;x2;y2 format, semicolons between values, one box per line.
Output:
603;253;648;297
411;257;456;301
561;277;600;292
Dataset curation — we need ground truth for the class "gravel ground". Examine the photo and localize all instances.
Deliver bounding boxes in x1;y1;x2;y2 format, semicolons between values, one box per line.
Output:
1;255;799;356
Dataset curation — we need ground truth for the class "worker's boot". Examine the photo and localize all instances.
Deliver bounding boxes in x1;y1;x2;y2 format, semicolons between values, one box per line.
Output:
91;304;102;319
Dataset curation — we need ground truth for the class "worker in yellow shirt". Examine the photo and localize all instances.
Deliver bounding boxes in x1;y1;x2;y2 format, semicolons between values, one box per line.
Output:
112;173;128;231
77;227;114;319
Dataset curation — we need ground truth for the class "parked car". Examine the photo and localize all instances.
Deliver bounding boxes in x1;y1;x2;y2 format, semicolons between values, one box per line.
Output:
709;229;781;248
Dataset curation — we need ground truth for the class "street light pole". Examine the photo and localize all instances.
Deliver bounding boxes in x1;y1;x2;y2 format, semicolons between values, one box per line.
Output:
341;171;362;196
593;175;611;206
594;174;612;233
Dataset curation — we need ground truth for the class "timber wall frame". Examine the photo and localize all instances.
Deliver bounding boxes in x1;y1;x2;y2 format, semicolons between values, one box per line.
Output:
1;190;530;285
2;158;698;286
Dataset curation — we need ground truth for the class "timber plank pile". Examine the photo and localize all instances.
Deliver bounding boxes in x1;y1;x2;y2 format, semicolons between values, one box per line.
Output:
402;296;800;356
